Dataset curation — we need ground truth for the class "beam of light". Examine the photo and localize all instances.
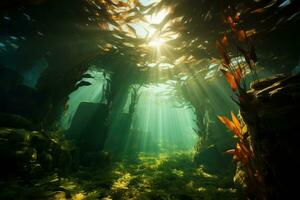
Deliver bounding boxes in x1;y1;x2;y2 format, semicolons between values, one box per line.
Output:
104;83;198;155
133;84;198;152
148;37;165;48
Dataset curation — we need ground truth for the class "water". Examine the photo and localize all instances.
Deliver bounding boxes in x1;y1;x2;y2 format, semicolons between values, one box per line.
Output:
1;0;298;199
105;83;198;155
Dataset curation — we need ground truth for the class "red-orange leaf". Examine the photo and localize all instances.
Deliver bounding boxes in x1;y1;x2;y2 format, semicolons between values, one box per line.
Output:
227;16;235;28
236;30;247;41
225;149;236;155
231;111;242;136
221;70;238;91
217;115;236;133
235;66;242;84
221;34;229;46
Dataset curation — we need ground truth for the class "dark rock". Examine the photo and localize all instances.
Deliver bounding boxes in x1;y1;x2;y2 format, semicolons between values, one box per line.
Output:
38;151;53;170
0;66;23;92
80;150;111;167
30;131;51;151
240;73;300;199
0;128;78;179
0;84;44;123
0;67;45;125
0;67;44;124
104;113;132;154
194;145;233;174
0;112;34;129
250;74;286;90
67;102;109;154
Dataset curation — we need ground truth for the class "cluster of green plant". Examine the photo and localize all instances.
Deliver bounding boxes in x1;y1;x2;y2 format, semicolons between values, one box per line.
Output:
0;128;78;180
1;151;240;200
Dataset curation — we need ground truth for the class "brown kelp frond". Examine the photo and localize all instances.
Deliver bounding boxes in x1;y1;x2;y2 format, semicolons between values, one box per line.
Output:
217;113;241;138
218;111;266;199
217;9;259;97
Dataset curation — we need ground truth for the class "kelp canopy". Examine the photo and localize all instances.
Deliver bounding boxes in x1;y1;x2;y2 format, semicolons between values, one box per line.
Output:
1;0;298;127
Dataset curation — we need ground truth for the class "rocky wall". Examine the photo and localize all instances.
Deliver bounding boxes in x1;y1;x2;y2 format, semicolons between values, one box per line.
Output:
237;73;300;199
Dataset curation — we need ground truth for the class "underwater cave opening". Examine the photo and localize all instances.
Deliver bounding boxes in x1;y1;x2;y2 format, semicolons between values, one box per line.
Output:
60;68;198;158
60;67;108;130
104;83;198;156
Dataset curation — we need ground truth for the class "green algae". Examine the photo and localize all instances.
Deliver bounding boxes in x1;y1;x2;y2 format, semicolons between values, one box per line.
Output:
1;151;240;200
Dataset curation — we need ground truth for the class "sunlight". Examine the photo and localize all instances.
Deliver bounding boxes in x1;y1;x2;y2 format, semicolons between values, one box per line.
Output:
104;83;198;154
148;37;165;48
128;7;170;39
128;84;197;152
139;0;161;6
60;69;107;129
146;8;169;25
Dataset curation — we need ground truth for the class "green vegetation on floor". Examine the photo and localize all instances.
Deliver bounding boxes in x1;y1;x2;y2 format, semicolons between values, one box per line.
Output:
1;151;240;200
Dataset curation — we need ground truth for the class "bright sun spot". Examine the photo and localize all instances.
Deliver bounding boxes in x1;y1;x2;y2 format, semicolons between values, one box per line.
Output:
148;37;165;48
146;9;169;49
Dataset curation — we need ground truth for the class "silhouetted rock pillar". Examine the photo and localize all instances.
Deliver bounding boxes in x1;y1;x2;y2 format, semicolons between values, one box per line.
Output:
238;73;300;199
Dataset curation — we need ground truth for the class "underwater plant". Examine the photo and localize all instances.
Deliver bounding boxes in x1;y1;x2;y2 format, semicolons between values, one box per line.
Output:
216;9;267;200
216;12;258;97
218;111;266;199
217;112;251;174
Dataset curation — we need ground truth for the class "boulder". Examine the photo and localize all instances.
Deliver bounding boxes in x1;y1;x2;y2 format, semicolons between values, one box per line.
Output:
0;112;34;129
194;145;233;174
80;150;111;167
239;73;300;199
0;84;44;123
0;128;78;179
67;102;109;154
0;66;23;92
